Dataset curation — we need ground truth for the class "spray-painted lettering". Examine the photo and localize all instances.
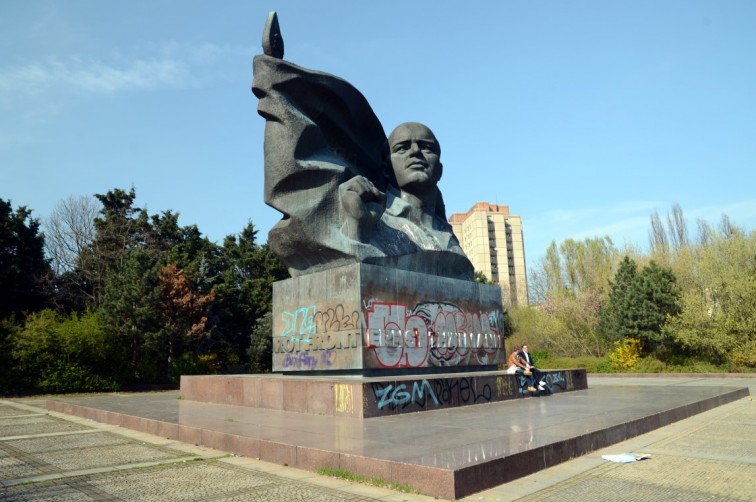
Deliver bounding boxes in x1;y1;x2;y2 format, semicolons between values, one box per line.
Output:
372;380;439;410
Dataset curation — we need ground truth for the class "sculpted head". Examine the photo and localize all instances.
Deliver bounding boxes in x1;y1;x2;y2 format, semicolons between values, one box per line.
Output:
387;122;443;197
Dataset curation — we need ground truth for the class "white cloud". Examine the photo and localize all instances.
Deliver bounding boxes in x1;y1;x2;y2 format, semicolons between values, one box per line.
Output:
0;42;252;104
0;55;188;98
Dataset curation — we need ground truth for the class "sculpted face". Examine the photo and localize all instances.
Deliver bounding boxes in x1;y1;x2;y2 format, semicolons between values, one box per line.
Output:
388;123;442;196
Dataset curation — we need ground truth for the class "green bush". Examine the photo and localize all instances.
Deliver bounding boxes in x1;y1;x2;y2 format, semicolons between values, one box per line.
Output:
37;361;119;393
10;309;121;393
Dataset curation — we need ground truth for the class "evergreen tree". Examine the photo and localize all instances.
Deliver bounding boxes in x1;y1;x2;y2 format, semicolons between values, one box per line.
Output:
211;222;288;365
97;247;162;382
598;256;638;343
628;261;681;351
0;199;52;320
598;257;680;353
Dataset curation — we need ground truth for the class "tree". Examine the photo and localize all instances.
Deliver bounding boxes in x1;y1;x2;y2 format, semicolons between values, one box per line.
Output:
97;247;162;382
158;262;215;379
0;199;51;320
531;237;618;300
629;261;681;351
211;222;288;365
598;257;680;353
667;203;688;252
68;188;154;309
541;296;605;357
598;256;638;343
44;195;101;312
666;224;756;367
44;195;100;275
649;210;669;258
474;270;492;284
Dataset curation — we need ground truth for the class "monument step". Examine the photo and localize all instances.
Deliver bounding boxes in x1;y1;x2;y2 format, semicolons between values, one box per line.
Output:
180;369;587;418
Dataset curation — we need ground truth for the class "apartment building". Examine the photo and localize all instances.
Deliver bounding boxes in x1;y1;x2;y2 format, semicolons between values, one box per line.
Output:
449;202;528;306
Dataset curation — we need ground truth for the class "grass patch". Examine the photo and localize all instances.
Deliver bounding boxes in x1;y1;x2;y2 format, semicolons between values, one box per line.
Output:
315;467;418;493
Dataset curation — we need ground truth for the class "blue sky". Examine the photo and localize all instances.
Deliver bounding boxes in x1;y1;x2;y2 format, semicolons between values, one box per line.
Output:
2;1;755;271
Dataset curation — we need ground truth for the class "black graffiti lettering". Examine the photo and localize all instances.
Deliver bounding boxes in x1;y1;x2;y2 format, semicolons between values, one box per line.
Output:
433;377;492;405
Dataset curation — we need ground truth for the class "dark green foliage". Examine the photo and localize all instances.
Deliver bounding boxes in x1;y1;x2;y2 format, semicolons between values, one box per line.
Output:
211;223;288;366
0;318;20;394
474;270;492;284
598;256;638;343
629;261;681;350
0;199;52;320
598;256;681;353
248;312;273;373
2;188;292;391
97;247;162;383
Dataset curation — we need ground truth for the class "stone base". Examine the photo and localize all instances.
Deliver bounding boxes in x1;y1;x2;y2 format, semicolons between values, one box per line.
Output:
271;263;506;374
180;369;587;418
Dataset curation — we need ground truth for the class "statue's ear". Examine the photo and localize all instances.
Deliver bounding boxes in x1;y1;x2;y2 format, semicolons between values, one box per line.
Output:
437;162;444;181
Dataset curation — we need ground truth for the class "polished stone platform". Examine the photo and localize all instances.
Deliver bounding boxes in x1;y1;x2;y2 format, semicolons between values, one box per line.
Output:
180;369;587;417
47;382;748;500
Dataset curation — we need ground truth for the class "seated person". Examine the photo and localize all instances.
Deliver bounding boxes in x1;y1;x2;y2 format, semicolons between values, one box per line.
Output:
506;345;536;392
519;344;547;391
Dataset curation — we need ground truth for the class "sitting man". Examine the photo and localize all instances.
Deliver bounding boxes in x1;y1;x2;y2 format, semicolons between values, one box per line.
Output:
519;344;547;391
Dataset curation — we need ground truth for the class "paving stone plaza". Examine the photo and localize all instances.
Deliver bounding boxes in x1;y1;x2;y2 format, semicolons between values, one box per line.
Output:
1;376;754;501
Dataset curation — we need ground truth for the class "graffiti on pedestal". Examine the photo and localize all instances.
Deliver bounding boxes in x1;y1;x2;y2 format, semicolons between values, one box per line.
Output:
273;299;505;371
365;300;504;369
369;375;495;412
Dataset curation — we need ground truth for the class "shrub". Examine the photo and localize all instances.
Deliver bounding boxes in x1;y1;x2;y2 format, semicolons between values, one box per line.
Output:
608;338;642;370
10;309;120;393
730;340;756;371
37;361;119;393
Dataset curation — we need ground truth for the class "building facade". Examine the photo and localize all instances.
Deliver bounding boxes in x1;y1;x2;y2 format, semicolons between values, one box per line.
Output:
449;202;529;306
